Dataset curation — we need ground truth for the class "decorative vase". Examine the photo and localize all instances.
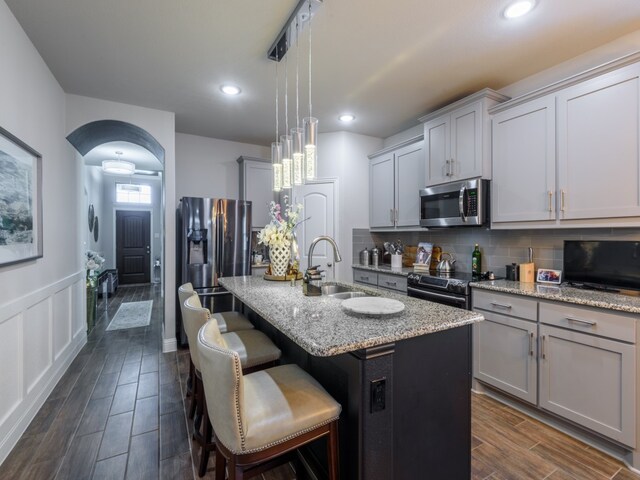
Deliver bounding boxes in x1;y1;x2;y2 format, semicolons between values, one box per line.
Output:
86;270;98;333
269;245;290;277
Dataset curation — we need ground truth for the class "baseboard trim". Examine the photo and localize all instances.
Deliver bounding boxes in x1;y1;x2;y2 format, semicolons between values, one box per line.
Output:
163;337;177;353
0;332;86;465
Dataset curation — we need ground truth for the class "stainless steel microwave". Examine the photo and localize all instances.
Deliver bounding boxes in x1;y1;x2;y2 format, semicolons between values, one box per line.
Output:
419;178;488;227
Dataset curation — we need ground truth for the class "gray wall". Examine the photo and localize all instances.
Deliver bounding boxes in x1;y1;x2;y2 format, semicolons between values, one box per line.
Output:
353;227;640;277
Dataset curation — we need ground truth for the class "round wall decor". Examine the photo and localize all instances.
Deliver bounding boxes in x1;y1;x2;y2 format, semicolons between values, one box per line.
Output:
88;204;95;231
93;216;99;242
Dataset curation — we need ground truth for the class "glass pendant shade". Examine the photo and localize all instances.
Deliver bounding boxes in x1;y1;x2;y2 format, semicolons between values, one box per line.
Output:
271;141;283;192
303;117;318;180
291;127;304;185
280;134;293;189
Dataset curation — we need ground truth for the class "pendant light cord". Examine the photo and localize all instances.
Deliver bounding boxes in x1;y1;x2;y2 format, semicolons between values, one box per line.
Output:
275;60;279;142
308;1;312;118
284;48;289;134
295;18;300;127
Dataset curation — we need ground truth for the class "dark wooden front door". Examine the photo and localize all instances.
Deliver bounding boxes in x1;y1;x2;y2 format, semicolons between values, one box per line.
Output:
116;210;151;285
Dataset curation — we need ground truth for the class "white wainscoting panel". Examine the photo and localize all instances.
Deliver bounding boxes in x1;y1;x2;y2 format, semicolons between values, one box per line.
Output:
0;313;23;427
53;287;72;361
0;271;86;466
25;298;52;394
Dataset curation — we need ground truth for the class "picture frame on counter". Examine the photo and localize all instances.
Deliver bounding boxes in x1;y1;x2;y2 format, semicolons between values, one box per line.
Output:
537;268;562;284
0;125;43;267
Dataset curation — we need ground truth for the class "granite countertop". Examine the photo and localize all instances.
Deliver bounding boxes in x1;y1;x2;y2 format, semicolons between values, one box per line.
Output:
219;276;483;357
470;279;640;315
352;264;412;276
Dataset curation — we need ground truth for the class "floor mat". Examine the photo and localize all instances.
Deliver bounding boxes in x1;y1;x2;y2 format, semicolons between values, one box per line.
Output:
106;300;153;331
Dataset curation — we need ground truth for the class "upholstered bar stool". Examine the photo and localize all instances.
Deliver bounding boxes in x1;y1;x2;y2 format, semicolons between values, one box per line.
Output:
197;320;341;480
178;282;254;413
178;282;254;333
183;295;282;476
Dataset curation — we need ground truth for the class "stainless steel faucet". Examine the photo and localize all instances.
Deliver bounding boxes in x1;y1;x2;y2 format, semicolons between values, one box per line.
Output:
307;235;342;270
303;236;343;296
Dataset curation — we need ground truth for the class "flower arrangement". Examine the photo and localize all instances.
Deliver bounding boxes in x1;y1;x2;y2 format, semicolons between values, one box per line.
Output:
257;197;303;249
85;250;105;275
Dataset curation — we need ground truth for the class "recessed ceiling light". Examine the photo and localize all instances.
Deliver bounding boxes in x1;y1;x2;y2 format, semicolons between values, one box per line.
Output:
339;114;355;123
220;84;241;95
503;0;536;19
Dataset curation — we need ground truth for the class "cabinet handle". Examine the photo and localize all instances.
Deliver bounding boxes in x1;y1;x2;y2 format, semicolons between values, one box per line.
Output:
386;281;397;287
394;209;398;224
529;332;534;357
490;301;512;310
541;335;546;359
361;276;369;281
565;316;596;326
548;191;553;212
390;209;394;223
561;189;566;212
450;158;455;176
445;160;450;177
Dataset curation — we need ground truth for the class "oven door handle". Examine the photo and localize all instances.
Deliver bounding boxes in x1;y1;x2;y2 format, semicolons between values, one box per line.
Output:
407;286;468;306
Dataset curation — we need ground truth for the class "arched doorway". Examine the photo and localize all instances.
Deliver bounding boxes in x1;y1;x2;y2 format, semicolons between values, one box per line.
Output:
67;120;166;332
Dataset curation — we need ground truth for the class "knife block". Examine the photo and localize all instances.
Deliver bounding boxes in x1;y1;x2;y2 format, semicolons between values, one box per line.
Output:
519;262;535;283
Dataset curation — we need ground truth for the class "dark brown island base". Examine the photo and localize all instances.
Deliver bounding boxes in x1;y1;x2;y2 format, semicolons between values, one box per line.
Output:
219;276;484;480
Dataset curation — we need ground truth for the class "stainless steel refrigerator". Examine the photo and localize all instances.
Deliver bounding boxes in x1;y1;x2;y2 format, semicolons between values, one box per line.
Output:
176;197;252;346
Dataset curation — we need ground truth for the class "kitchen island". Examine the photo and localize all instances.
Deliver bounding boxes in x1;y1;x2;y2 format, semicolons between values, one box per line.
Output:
219;276;483;480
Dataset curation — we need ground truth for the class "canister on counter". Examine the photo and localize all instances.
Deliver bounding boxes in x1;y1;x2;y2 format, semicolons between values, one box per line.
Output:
360;248;370;266
371;247;380;267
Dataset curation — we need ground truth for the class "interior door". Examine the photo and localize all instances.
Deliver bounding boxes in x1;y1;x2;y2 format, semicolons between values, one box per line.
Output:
116;210;151;285
293;180;336;279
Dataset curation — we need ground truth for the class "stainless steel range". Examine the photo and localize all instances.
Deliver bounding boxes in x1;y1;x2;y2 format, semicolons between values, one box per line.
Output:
407;271;495;310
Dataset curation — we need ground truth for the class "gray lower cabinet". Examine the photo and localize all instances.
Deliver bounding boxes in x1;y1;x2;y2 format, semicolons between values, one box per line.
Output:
473;290;538;404
352;269;408;294
473;312;537;404
538;300;637;448
353;269;377;286
473;289;638;448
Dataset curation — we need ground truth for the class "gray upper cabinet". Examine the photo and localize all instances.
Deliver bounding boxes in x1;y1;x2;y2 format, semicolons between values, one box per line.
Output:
420;89;509;187
557;62;640;221
490;53;640;228
492;96;556;223
237;156;273;229
369;137;424;230
369;152;395;228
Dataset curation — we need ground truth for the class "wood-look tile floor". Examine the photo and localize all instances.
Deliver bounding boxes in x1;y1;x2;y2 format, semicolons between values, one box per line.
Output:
0;283;638;479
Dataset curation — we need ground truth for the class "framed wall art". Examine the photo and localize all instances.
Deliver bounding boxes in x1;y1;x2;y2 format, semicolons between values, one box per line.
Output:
0;126;43;267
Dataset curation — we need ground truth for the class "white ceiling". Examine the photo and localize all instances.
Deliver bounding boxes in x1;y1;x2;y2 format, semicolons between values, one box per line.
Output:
6;0;640;147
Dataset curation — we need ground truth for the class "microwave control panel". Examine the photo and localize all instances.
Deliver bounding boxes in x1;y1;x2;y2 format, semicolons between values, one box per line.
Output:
466;189;478;215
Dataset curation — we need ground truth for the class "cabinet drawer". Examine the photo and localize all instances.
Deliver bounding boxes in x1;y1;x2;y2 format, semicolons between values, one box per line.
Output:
540;302;636;343
472;290;537;321
353;270;377;286
377;273;407;293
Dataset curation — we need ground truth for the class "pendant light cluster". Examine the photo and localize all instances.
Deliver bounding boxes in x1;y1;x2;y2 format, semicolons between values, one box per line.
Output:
269;0;321;192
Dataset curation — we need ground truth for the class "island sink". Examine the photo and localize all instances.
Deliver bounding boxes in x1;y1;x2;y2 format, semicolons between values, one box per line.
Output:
321;283;377;299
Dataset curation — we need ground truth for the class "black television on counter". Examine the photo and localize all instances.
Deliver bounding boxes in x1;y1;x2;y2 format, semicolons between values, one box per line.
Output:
563;240;640;292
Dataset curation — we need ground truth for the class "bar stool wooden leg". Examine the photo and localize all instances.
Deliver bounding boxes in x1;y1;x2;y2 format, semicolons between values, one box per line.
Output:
215;445;226;480
327;421;340;480
188;362;198;420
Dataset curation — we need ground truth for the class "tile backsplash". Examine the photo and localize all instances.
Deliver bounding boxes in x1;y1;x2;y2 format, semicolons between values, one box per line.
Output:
352;227;640;277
